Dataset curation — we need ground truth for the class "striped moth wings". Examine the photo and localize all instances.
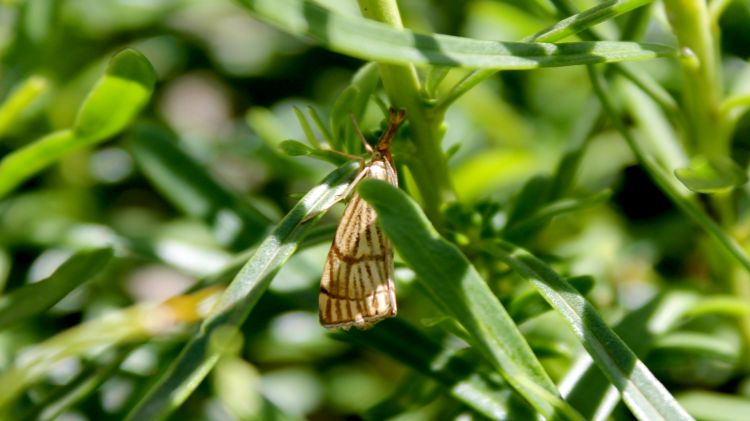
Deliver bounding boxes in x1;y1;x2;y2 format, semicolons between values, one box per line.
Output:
319;108;405;330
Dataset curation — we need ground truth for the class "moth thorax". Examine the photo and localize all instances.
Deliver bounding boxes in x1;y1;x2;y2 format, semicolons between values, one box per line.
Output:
367;159;397;187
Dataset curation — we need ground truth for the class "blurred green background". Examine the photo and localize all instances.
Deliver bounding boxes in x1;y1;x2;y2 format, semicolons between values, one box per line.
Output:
1;0;750;420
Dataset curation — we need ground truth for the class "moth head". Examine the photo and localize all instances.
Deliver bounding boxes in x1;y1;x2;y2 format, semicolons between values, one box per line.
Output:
375;107;406;155
349;107;406;159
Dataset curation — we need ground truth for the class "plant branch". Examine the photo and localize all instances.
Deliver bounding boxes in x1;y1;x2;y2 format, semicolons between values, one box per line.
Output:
662;0;723;156
357;0;455;224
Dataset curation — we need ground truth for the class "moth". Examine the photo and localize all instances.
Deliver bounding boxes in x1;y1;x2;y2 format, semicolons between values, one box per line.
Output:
319;108;405;330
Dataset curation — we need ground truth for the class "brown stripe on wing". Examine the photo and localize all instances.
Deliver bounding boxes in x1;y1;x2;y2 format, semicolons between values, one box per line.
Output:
319;145;399;329
319;231;397;329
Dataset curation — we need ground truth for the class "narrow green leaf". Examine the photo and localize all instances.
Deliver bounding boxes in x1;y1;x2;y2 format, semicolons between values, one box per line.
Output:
292;106;320;148
330;86;360;152
676;391;750;421
425;66;452;98
279;139;314;156
356;180;582;421
561;291;699;418
306;105;333;144
74;49;156;139
653;332;739;362
509;276;595;324
0;76;48;137
237;0;675;70
349;62;380;120
505;175;554;228
22;347;134;421
528;0;653;43
341;63;380;153
365;372;441;419
0;129;73;198
127;124;271;249
0;287;219;408
674;155;748;193
126;162;359;421
487;241;694;421
684;295;750;318
245;107;313;178
435;0;660;110
0;248;113;331
0;49;155;199
503;190;612;240
342;318;535;420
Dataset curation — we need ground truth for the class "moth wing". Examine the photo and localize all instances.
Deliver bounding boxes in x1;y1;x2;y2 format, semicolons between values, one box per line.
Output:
319;160;397;329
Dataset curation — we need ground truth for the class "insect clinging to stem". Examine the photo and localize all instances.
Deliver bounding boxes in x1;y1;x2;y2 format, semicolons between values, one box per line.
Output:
319;107;405;330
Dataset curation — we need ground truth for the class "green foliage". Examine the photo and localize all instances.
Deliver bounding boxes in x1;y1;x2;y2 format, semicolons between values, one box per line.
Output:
127;163;359;420
0;49;155;199
358;179;578;420
1;0;749;419
239;0;676;69
127;124;271;249
0;248;112;331
675;155;748;193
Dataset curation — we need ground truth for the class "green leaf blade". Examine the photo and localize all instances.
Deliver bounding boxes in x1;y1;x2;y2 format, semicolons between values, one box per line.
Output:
528;0;654;43
677;391;750;421
74;49;156;140
343;318;535;420
490;242;694;421
674;155;748;193
0;248;113;331
561;291;699;419
0;49;155;200
356;179;581;420
126;162;360;421
127;124;271;249
0;76;48;137
0;129;76;198
238;0;675;70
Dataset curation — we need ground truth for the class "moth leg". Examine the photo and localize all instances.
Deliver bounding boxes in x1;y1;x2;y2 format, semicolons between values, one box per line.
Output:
350;113;374;155
324;148;366;163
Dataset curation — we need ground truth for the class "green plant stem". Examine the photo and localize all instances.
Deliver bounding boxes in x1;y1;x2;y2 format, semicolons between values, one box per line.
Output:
662;0;723;157
356;0;455;224
661;1;750;350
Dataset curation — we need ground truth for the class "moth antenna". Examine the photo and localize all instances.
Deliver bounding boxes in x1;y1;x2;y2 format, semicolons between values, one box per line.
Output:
349;113;374;155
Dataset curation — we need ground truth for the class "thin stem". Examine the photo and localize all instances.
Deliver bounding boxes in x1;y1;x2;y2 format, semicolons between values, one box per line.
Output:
357;0;455;224
662;0;723;156
435;69;493;111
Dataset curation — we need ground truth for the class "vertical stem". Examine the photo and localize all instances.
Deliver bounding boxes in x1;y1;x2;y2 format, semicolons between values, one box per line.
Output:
357;0;455;225
662;0;723;156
